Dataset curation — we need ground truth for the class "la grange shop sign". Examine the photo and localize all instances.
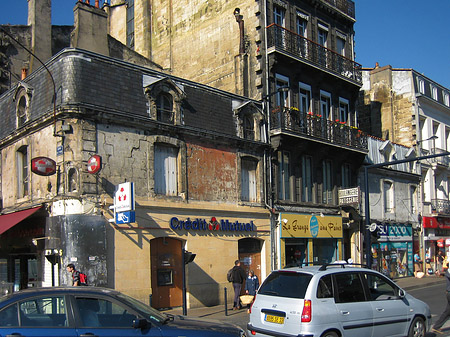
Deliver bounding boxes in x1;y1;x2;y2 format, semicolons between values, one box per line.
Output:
170;217;256;232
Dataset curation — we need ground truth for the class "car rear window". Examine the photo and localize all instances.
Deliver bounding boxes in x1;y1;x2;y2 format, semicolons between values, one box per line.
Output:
258;271;312;299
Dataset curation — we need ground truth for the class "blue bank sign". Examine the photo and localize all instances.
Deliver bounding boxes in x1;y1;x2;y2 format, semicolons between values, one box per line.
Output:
170;217;256;232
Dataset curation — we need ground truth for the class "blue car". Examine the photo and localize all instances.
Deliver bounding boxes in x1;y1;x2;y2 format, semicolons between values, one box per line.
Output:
0;287;246;337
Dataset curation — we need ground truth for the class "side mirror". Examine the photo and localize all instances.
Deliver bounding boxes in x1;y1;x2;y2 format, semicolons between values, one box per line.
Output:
398;289;405;298
132;318;149;329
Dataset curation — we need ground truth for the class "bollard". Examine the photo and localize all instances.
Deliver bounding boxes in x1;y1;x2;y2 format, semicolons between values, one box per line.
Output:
224;287;228;316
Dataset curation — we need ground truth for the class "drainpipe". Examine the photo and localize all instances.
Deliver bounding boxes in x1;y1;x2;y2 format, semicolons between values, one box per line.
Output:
234;8;245;54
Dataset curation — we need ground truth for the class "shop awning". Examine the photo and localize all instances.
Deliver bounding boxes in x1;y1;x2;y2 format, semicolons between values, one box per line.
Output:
0;206;42;235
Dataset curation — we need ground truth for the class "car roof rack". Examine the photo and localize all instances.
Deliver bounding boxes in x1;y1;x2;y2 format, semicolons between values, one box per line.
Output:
318;263;369;271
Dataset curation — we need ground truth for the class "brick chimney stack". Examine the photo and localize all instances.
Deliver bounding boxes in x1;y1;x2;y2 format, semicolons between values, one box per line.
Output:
71;1;109;56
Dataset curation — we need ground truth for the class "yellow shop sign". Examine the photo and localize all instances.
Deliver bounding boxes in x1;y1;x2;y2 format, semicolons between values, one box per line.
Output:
280;213;343;238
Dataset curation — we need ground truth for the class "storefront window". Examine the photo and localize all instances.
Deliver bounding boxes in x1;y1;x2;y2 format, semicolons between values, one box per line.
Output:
285;239;307;267
313;239;337;264
372;242;413;278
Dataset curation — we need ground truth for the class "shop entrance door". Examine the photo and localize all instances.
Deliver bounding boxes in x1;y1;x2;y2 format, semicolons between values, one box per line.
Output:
150;238;183;309
238;238;262;292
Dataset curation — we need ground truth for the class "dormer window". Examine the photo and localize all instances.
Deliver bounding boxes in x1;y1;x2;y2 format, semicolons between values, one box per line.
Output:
156;92;173;123
243;115;254;140
234;100;265;141
143;76;186;125
14;82;33;128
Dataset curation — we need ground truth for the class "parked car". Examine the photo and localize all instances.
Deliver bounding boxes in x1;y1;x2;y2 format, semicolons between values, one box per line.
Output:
247;264;431;337
0;286;246;337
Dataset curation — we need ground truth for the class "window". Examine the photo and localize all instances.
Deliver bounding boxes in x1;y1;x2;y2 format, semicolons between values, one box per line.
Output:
243;115;254;140
364;273;399;301
418;78;425;94
156;93;173;123
410;185;417;214
258;271;312;299
299;83;311;114
275;74;290;108
335;273;366;303
444;93;450;107
241;158;257;202
317;275;333;298
301;155;313;202
273;5;285;26
278;151;290;200
318;28;328;47
322;159;333;204
336;37;345;56
76;297;136;328
17;96;27;127
19;296;67;327
126;0;135;48
154;144;178;196
17;146;29;198
383;180;394;213
320;91;331;120
296;16;307;37
431;85;438;100
339;98;349;123
341;163;351;188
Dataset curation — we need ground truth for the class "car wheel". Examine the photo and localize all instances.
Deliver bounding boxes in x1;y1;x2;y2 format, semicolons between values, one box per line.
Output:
321;331;339;337
408;317;425;337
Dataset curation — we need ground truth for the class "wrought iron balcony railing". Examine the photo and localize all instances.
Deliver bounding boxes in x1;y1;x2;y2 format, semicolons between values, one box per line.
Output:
321;0;355;19
431;199;450;215
270;108;368;151
267;24;362;85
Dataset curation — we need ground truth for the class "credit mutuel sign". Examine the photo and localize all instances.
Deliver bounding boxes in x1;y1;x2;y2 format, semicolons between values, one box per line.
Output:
170;216;256;232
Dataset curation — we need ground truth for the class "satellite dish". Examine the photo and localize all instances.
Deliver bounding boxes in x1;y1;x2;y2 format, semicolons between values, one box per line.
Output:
369;223;378;232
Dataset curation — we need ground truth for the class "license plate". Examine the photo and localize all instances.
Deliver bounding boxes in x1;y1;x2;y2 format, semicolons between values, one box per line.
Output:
265;314;284;324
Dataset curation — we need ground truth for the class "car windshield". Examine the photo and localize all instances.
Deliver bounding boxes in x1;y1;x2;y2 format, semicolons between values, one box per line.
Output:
258;271;312;299
116;293;167;324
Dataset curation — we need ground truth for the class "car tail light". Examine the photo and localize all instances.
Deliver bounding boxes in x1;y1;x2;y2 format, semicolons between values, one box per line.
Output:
301;300;311;322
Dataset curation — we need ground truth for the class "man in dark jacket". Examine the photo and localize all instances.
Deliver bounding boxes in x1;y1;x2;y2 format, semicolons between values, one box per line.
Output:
231;260;247;310
66;263;81;286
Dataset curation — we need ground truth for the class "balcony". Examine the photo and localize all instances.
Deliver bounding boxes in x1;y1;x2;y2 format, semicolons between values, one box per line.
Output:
431;199;450;215
321;0;355;19
266;24;362;85
270;108;368;151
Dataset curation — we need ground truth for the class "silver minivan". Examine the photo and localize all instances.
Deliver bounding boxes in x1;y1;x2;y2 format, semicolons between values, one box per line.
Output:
247;264;431;337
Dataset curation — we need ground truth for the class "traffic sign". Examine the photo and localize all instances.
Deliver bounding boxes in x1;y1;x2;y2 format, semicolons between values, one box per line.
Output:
115;211;135;224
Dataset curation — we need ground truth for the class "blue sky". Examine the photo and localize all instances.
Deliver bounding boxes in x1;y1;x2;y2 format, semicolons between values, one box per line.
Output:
1;0;449;89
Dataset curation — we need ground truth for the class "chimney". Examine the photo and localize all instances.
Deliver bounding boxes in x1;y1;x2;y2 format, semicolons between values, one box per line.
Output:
21;68;28;80
27;0;52;72
71;1;109;56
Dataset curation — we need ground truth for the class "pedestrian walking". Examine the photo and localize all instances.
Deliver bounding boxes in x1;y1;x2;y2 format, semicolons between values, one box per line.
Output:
432;264;450;334
66;263;88;286
230;260;246;310
244;270;259;313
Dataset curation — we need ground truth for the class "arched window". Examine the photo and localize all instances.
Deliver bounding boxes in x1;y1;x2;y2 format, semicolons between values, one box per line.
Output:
243;115;254;140
156;93;173;123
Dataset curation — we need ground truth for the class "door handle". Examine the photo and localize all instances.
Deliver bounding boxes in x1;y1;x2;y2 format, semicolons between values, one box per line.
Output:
340;311;350;315
80;334;99;337
376;308;385;312
6;334;23;337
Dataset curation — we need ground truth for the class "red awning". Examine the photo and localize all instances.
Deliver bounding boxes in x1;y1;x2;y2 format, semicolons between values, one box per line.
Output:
422;216;450;230
0;206;42;235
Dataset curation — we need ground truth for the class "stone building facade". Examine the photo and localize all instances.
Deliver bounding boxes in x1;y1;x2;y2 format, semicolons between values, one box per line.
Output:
107;0;369;266
0;48;270;308
358;64;450;274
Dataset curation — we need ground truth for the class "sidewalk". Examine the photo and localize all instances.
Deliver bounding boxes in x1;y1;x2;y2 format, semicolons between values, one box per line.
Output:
162;274;446;331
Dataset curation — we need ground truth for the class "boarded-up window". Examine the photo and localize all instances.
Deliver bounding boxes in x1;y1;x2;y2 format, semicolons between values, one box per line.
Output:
242;158;257;202
154;145;178;196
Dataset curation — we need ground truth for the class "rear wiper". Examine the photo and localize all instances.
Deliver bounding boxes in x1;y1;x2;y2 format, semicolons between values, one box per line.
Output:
262;291;279;296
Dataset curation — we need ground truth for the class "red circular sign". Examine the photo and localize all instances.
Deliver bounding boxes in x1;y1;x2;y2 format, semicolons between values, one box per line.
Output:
87;155;102;174
31;157;56;176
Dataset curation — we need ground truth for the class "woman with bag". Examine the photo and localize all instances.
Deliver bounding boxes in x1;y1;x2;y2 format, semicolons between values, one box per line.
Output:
244;270;259;313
